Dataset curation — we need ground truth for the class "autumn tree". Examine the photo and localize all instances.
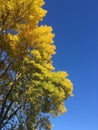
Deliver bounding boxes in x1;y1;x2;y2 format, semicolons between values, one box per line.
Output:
0;0;73;129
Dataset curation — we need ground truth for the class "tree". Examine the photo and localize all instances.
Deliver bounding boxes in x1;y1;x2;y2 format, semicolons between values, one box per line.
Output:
0;0;73;129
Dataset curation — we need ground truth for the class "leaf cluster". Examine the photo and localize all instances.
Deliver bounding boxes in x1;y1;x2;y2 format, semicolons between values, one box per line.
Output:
0;0;73;129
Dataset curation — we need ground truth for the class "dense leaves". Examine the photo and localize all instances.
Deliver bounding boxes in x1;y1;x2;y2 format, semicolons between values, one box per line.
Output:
0;0;73;129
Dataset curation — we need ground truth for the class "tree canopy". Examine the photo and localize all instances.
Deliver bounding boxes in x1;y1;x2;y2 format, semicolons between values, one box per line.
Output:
0;0;73;129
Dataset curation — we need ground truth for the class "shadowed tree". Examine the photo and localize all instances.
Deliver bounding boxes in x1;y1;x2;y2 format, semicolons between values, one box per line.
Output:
0;0;73;129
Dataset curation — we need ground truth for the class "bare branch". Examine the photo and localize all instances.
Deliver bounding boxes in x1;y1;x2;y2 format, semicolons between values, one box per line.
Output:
0;84;14;120
0;105;22;129
0;59;15;79
0;100;14;124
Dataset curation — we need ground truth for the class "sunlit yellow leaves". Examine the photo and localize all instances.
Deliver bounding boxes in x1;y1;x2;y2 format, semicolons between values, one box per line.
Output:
7;34;19;43
63;79;73;95
7;1;14;10
43;63;55;71
0;0;73;129
0;0;47;32
31;50;42;60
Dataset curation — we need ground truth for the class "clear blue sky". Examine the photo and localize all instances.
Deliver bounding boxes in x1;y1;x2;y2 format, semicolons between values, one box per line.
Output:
43;0;98;130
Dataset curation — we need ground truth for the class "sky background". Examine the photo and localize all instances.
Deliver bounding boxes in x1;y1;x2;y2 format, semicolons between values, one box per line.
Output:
42;0;98;130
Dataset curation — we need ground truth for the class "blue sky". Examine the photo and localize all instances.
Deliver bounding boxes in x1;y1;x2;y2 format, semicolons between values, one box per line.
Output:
43;0;98;130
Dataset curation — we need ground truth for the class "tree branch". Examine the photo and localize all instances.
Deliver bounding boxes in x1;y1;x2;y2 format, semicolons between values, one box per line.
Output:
0;84;14;120
0;105;22;129
0;100;14;124
0;10;10;33
0;59;15;79
0;55;8;68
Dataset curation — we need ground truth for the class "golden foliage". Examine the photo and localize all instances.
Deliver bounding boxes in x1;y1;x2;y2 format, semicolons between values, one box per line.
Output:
0;0;73;129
